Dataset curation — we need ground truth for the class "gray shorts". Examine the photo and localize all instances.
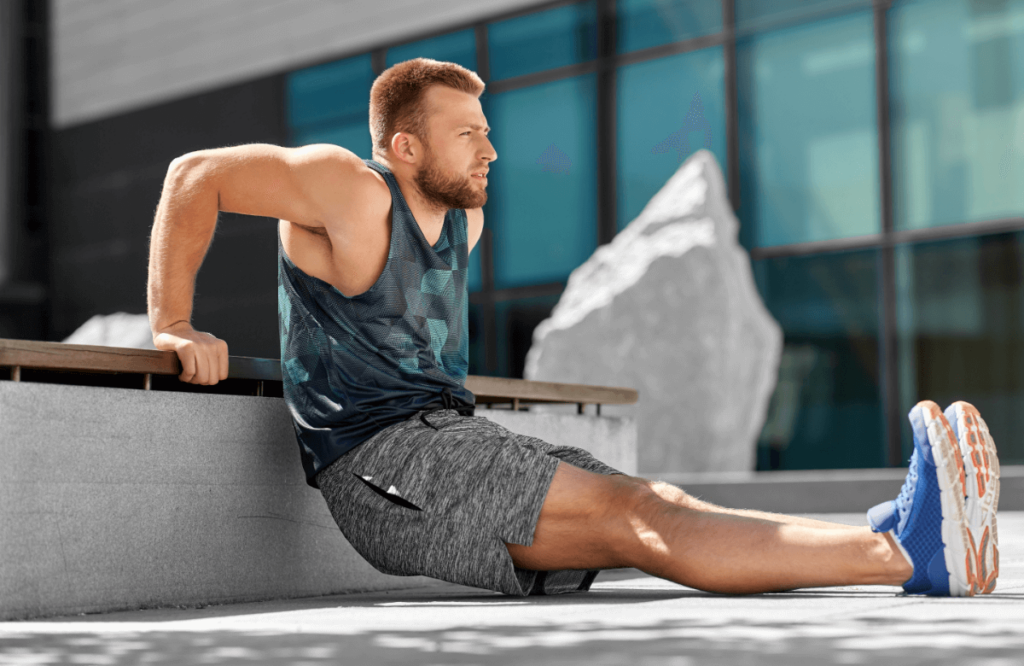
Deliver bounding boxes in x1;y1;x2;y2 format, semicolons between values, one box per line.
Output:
316;408;624;596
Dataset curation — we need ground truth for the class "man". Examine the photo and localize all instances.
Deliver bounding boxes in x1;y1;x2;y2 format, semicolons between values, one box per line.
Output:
147;58;1000;597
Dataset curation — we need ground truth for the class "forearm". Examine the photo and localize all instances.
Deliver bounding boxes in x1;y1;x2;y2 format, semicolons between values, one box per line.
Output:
147;154;219;336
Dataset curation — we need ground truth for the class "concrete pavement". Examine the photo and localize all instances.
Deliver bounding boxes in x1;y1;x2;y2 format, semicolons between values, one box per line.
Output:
2;513;1021;665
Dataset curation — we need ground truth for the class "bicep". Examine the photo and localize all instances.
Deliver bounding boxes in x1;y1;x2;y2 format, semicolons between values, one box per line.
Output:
180;143;361;227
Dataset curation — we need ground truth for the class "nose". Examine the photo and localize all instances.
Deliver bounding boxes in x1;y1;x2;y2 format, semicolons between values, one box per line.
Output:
482;136;497;163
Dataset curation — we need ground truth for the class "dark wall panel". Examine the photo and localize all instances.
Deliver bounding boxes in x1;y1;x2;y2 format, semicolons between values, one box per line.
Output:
49;75;286;358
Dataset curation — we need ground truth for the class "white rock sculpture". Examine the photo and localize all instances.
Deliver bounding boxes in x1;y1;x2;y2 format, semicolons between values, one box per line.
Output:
62;312;156;350
524;149;783;474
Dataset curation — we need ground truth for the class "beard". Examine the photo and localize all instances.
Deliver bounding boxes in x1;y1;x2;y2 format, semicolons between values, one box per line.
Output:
412;141;488;212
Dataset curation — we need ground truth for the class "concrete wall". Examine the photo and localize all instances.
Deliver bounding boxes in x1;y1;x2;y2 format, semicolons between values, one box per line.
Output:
51;0;550;128
479;408;637;476
0;380;636;620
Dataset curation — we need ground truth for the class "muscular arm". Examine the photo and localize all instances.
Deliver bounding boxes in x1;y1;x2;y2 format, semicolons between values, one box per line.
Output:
146;142;361;335
146;142;363;384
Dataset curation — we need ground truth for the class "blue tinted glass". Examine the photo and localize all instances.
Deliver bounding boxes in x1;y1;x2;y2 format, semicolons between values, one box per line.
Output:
291;122;371;155
754;249;884;470
287;54;375;130
485;75;599;289
617;46;726;232
488;1;598;81
386;29;477;71
736;0;871;33
617;0;722;54
737;10;879;248
494;293;562;378
467;241;483;293
889;0;1024;231
895;233;1024;466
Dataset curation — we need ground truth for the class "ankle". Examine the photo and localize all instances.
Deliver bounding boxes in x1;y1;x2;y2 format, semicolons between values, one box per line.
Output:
879;531;914;585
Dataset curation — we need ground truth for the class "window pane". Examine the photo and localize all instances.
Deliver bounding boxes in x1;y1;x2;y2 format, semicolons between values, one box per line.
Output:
494;293;562;379
737;11;879;248
291;123;371;155
386;29;477;71
896;233;1024;466
287;54;375;149
468;243;483;293
485;75;599;289
736;0;871;33
617;46;726;232
467;302;487;376
488;1;598;81
889;0;1024;231
754;249;884;470
617;0;722;54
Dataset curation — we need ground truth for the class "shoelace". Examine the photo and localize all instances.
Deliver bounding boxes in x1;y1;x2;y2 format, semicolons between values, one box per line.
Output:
893;448;920;533
419;387;474;431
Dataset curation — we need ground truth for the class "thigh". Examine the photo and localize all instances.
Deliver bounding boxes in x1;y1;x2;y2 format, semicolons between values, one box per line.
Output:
505;461;649;572
318;410;569;595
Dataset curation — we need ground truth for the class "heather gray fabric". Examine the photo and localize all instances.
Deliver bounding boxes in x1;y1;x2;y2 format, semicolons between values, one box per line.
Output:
316;408;624;596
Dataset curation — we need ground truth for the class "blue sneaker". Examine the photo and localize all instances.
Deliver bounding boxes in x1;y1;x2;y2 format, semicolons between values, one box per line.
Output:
866;400;973;596
944;401;1000;594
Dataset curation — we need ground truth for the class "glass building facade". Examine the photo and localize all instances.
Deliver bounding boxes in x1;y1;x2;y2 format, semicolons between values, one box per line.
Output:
285;0;1024;470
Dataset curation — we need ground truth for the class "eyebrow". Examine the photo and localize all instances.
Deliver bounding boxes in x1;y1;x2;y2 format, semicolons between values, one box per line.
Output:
459;124;491;133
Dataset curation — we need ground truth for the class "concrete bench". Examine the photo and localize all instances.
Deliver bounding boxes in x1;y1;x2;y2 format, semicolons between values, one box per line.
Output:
0;338;637;620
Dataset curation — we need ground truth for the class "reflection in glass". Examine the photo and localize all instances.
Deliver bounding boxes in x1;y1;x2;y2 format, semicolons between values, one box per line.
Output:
896;233;1024;465
889;0;1024;230
735;0;871;33
286;54;376;154
616;0;722;54
617;46;726;232
737;10;879;248
753;249;884;470
488;1;598;81
484;75;599;289
386;29;477;71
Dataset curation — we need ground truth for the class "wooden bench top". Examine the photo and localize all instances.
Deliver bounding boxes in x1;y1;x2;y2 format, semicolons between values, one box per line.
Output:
0;338;638;407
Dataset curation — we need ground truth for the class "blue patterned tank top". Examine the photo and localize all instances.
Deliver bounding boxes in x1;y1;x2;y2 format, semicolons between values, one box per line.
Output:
277;158;476;488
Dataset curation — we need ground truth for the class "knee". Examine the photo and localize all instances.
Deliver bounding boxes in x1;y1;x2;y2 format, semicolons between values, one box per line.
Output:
645;479;717;512
604;477;685;564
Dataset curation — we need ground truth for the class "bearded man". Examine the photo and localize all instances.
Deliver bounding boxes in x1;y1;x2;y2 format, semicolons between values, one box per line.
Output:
147;58;1000;598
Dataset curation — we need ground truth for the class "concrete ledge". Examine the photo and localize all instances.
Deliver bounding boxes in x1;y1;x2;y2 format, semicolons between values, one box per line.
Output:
0;381;636;621
477;409;637;475
648;466;1024;514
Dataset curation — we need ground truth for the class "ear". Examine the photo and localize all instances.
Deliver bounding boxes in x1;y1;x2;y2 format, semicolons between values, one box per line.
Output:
390;132;421;165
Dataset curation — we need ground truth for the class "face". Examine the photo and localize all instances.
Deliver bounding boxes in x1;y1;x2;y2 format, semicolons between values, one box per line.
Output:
402;86;497;212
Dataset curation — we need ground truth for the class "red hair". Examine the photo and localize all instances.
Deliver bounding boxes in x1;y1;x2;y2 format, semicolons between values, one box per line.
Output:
369;57;485;159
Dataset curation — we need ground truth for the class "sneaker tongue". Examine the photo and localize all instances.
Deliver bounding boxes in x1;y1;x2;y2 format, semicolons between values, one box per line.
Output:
867;500;898;533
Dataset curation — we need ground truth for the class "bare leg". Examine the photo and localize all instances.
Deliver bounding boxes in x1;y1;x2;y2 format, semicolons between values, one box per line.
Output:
506;463;912;594
644;479;862;530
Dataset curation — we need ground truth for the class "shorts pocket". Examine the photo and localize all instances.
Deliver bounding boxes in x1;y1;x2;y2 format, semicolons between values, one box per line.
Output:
352;473;423;511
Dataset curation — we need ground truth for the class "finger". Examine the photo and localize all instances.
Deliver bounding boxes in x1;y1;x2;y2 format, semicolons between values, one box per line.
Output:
178;345;196;382
219;341;229;381
206;346;219;386
193;349;210;385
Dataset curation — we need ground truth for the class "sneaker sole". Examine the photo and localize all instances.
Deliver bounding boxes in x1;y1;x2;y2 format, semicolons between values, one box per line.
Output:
914;401;974;597
945;401;1000;595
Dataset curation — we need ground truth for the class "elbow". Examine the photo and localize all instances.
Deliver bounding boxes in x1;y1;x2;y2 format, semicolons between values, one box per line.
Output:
167;151;207;179
164;151;216;202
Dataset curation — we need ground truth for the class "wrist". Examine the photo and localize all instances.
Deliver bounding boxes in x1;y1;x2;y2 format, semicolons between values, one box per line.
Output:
153;319;192;336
